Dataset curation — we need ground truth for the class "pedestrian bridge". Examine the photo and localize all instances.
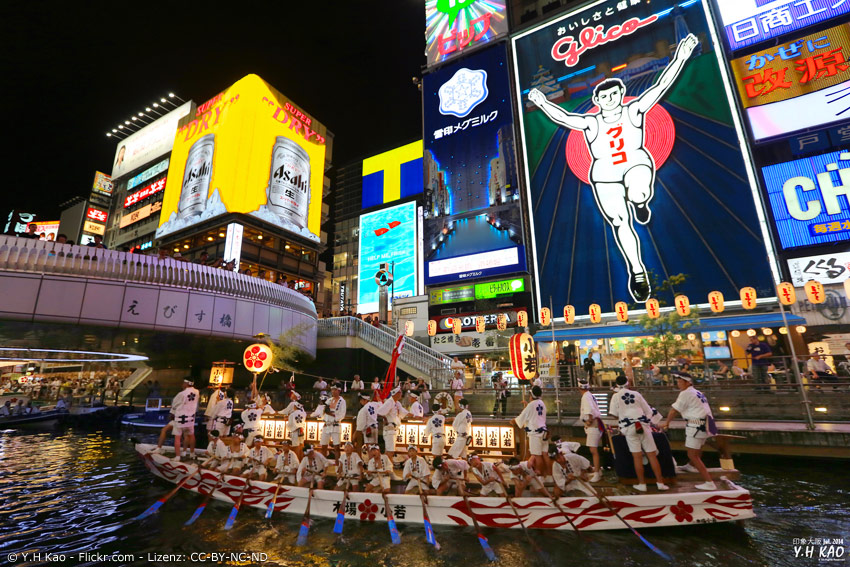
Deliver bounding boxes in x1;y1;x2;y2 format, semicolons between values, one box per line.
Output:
0;236;318;356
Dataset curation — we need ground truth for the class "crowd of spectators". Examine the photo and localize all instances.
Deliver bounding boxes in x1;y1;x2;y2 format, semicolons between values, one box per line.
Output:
0;370;132;402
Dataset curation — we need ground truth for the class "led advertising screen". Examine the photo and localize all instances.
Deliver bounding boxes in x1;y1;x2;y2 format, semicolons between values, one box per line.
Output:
112;102;192;179
362;141;423;209
730;22;850;141
422;43;525;286
156;74;330;241
713;0;850;51
761;149;850;250
512;0;777;317
425;0;509;68
357;201;418;313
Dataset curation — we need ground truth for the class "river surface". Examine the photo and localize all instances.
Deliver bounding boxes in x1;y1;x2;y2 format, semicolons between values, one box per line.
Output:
0;429;847;567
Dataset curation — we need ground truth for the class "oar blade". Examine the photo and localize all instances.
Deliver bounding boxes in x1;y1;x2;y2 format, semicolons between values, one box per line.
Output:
296;521;310;546
224;506;239;530
185;503;206;526
135;500;163;521
423;518;435;545
333;511;346;534
265;501;276;519
478;534;497;562
388;518;401;545
638;531;673;561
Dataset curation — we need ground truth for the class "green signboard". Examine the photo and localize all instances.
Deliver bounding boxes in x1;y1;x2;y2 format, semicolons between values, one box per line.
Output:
429;285;474;305
474;278;525;300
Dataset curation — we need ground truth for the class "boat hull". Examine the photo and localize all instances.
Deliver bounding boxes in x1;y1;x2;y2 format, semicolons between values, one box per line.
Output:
136;444;755;531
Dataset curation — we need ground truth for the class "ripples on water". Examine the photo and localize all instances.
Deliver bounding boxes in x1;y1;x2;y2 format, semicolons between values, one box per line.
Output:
0;430;847;567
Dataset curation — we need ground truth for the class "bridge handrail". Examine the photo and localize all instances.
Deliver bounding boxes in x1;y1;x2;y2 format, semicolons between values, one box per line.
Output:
318;317;452;374
0;235;317;318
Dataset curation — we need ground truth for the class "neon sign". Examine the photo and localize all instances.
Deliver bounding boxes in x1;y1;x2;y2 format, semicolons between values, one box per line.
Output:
86;207;107;223
425;0;508;67
124;177;166;208
551;15;658;68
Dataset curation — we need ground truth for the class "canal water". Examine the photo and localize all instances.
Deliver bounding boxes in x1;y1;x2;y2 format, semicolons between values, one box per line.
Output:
1;429;847;567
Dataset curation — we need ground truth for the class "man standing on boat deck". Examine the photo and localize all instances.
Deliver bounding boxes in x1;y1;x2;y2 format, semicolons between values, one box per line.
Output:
279;391;307;458
512;385;547;475
424;403;448;457
377;386;408;463
608;375;669;492
432;456;469;495
407;392;424;418
402;445;431;494
297;444;328;489
662;372;717;490
365;444;395;493
468;454;508;497
273;439;300;485
355;393;380;452
578;380;604;482
320;384;346;454
172;378;199;461
241;402;262;447
208;389;233;436
449;398;472;459
336;441;364;491
245;435;275;482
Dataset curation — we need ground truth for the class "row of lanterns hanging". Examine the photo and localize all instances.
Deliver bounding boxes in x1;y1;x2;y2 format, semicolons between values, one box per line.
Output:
416;280;834;338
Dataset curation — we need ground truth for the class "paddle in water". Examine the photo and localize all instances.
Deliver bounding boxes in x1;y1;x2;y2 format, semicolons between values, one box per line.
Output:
460;484;497;561
186;470;225;526
266;473;288;519
224;478;251;530
416;476;440;549
381;490;402;545
296;481;315;546
333;481;351;534
136;465;199;521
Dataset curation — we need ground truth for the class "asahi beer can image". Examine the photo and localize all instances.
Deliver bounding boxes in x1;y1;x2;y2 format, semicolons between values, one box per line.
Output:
178;134;215;219
268;137;311;229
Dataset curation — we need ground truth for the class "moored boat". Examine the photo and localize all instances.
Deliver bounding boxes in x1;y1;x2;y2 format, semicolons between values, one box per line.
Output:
0;408;67;429
135;443;755;531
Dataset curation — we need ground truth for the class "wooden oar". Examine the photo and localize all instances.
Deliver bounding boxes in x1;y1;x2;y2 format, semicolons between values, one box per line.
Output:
224;478;251;530
415;476;440;550
577;478;672;561
377;473;402;545
333;480;351;534
528;471;585;537
265;471;288;519
185;469;225;526
460;483;497;561
296;480;315;546
136;465;199;521
493;468;534;542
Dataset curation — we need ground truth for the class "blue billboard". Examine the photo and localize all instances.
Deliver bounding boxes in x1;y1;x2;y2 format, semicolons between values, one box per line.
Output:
357;201;418;313
762;149;850;250
422;43;526;286
512;0;777;316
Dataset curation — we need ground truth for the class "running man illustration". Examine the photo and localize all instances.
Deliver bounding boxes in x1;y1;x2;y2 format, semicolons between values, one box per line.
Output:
528;33;699;302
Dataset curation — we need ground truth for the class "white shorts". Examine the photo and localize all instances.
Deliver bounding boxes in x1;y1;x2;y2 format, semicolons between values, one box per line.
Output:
479;481;505;496
370;475;391;491
244;430;258;446
685;426;709;450
289;430;303;447
624;426;657;454
337;477;359;489
405;478;428;493
527;433;546;456
321;425;341;446
247;464;267;477
433;471;461;490
449;436;469;458
383;429;397;452
585;426;602;448
361;428;378;444
218;459;243;472
275;472;297;484
173;423;194;437
431;436;445;456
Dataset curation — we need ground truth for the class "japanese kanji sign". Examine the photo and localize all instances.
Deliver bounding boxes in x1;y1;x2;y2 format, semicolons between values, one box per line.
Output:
425;0;508;67
787;251;850;285
731;23;850;109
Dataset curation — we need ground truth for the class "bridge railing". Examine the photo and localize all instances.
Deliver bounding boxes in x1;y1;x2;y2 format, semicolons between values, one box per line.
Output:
0;235;317;318
318;316;452;377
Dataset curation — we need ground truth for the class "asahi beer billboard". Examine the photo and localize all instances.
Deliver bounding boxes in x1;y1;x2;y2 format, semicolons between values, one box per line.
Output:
112;102;192;179
156;74;330;241
511;0;778;318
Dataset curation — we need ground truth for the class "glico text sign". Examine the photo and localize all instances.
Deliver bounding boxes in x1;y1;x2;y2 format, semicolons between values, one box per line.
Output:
762;149;850;250
425;0;508;68
511;0;776;316
156;74;330;241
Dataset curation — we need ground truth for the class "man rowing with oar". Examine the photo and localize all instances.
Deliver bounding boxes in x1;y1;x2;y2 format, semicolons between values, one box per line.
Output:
202;430;227;469
431;456;469;496
297;444;328;489
402;445;431;494
336;441;364;492
272;439;300;485
468;454;509;497
244;435;275;482
365;444;395;493
549;445;594;497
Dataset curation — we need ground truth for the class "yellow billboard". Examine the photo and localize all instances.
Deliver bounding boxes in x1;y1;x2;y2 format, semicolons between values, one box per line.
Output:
156;74;330;241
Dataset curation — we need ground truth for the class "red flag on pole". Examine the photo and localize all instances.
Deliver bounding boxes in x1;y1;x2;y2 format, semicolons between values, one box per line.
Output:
381;335;406;400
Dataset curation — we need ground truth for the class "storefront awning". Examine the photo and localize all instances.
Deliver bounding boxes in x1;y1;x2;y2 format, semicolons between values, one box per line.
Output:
534;311;807;342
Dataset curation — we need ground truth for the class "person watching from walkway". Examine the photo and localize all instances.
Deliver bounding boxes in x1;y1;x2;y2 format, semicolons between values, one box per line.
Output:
746;335;772;388
807;354;839;388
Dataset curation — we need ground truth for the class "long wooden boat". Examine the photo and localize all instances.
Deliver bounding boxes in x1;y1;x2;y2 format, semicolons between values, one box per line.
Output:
135;443;755;531
0;409;67;429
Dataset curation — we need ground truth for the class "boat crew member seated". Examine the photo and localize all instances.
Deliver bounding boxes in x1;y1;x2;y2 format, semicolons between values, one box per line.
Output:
202;430;226;469
662;372;718;491
297;444;328;489
424;404;448;457
549;445;594;497
355;393;380;452
402;445;431;494
512;386;547;476
244;435;275;482
273;439;300;485
336;441;364;491
365;444;395;493
608;375;669;493
432;456;469;496
449;399;472;459
469;454;509;496
507;458;546;497
219;434;248;475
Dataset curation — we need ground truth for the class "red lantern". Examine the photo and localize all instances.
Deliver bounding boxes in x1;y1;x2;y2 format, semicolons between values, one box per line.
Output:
475;316;486;333
496;313;507;331
776;282;796;306
615;301;628;322
427;320;437;336
708;291;725;313
404;320;415;337
509;333;537;381
243;343;273;373
539;307;551;326
589;304;601;324
451;317;462;334
645;298;660;319
804;280;825;304
563;305;575;324
740;286;757;310
517;310;528;328
675;295;691;317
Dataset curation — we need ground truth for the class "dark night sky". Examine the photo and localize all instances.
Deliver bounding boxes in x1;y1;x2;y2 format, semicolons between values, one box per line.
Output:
0;1;426;219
